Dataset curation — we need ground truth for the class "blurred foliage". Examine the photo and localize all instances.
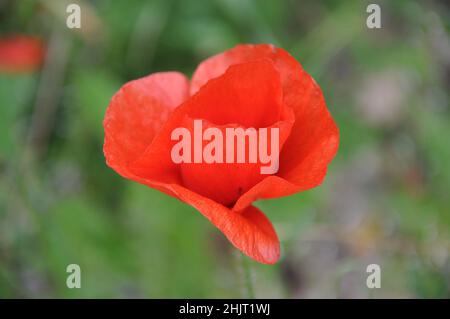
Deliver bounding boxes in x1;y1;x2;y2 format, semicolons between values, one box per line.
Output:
0;0;449;298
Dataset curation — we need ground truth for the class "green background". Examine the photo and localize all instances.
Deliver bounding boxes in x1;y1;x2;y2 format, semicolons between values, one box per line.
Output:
0;0;449;298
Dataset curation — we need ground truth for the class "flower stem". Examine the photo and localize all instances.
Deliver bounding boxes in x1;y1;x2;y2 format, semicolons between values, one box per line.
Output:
240;253;255;299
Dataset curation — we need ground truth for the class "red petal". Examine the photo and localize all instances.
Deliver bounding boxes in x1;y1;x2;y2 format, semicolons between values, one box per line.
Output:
0;35;45;73
188;58;285;127
181;60;294;205
278;78;339;184
130;179;280;264
130;61;294;204
124;163;281;263
191;44;281;95
191;44;339;206
103;72;189;180
234;81;339;211
172;184;280;264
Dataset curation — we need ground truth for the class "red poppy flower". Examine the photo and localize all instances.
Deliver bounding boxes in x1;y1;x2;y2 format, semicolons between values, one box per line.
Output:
0;35;45;73
103;44;339;264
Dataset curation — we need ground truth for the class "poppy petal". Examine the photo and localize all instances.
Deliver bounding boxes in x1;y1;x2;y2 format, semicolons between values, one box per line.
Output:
103;72;190;179
172;184;280;264
129;60;294;204
188;58;285;128
125;178;280;264
179;59;294;206
191;44;339;206
277;78;339;184
191;44;281;95
233;77;339;211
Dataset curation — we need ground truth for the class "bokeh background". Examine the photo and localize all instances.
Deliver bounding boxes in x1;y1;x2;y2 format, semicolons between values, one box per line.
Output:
0;0;449;298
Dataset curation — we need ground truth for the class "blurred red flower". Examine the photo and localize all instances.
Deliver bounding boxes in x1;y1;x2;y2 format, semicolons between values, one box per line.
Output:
0;35;45;73
103;44;339;264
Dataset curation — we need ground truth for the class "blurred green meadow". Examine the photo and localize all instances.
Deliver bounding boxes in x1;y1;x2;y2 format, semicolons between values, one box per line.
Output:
0;0;449;298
